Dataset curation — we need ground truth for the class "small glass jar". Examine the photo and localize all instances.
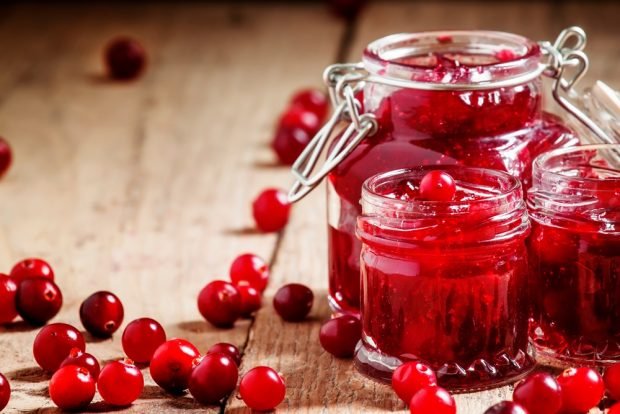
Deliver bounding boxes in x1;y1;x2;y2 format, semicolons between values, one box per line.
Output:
355;166;533;392
528;144;620;366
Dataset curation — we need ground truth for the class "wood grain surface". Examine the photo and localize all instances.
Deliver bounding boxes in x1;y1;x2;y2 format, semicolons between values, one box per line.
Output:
0;2;617;413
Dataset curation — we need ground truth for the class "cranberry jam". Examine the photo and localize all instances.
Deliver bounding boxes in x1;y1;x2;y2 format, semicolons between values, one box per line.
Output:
355;167;534;391
327;31;578;315
528;144;620;366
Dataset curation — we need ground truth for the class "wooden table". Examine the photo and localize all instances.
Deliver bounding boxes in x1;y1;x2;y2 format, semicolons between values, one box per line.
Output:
0;2;618;413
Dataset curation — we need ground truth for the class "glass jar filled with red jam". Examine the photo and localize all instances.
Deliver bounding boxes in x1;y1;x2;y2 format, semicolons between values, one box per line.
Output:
528;144;620;366
355;167;533;391
326;31;578;315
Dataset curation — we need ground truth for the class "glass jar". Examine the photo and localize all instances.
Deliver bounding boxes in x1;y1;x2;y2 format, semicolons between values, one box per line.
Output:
325;31;579;315
355;166;533;391
528;144;620;366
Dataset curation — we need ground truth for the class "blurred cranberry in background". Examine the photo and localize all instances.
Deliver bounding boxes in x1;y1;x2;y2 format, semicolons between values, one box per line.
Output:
328;0;368;19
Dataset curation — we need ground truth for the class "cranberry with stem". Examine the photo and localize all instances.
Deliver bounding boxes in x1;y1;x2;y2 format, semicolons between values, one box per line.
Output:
0;274;18;324
605;362;620;400
230;253;270;292
207;343;241;366
484;401;528;414
273;283;314;322
0;137;12;178
33;323;86;372
512;372;562;414
239;366;286;411
391;362;437;404
60;348;101;380
150;338;200;393
189;353;238;405
104;37;147;80
49;365;95;410
419;170;457;201
122;317;167;364
252;188;291;233
16;278;63;326
238;284;262;317
10;258;54;281
79;291;124;337
290;88;329;121
409;386;456;414
0;373;10;412
319;315;361;358
198;280;241;328
98;359;144;406
556;367;604;413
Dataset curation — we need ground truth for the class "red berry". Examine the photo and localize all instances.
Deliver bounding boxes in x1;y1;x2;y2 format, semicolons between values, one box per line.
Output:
15;278;63;325
197;280;241;328
0;373;10;411
273;283;314;322
557;367;605;413
0;137;12;178
484;401;528;414
230;253;270;292
290;89;329;121
513;372;562;414
60;348;101;380
104;37;146;80
328;0;368;19
238;285;262;317
610;403;620;414
98;359;144;406
49;365;95;410
272;125;312;165
419;170;457;202
79;291;124;337
252;188;291;233
279;107;320;135
189;354;238;405
10;258;54;281
319;315;361;358
391;362;437;404
122;318;167;364
239;366;286;411
409;386;456;414
33;323;86;372
605;363;620;400
496;49;517;62
0;274;18;324
207;343;241;366
150;338;200;393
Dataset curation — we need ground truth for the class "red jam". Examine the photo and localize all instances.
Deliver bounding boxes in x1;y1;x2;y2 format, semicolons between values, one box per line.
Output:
528;145;620;365
327;31;578;315
355;167;534;391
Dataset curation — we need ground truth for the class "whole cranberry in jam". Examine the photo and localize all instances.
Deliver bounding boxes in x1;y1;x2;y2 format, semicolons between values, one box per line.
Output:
198;280;241;328
150;338;200;393
0;274;18;324
512;372;562;414
0;373;10;412
79;291;124;337
10;258;54;281
189;353;238;405
239;366;286;411
391;362;437;404
605;362;620;400
272;125;312;165
273;283;314;322
0;137;12;178
16;278;63;325
290;88;328;121
230;253;270;292
484;401;528;414
122;317;167;364
104;37;146;80
409;386;456;414
98;359;144;406
252;188;291;233
207;342;241;366
238;284;262;317
33;323;86;372
60;348;101;380
319;315;361;358
419;170;457;201
49;365;95;410
557;367;605;413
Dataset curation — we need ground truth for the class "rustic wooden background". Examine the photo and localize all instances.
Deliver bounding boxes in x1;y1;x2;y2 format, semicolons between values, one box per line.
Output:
0;2;618;413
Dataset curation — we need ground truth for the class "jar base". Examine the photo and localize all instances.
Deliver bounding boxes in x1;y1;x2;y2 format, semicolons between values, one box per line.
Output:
533;342;620;368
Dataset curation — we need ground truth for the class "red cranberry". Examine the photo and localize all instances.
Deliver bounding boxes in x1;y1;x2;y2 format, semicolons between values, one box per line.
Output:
496;49;517;62
484;401;528;414
252;188;291;233
122;318;167;364
273;283;314;322
189;353;238;405
0;137;12;178
49;365;95;410
279;107;320;135
238;285;262;317
409;386;456;414
328;0;368;19
230;253;270;292
16;278;63;325
33;323;86;372
239;366;286;411
79;291;124;337
391;362;437;404
513;372;562;414
149;338;200;393
419;170;457;201
290;89;329;121
10;258;54;281
207;343;241;366
0;373;10;411
98;359;144;406
272;125;312;165
104;37;146;80
557;367;605;413
319;315;361;358
610;403;620;414
605;362;620;400
60;348;100;380
0;274;18;324
197;280;241;328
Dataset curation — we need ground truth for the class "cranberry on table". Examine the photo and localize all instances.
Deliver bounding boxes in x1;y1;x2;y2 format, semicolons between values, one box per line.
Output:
0;274;18;324
197;280;241;328
556;367;605;413
10;258;54;281
49;365;95;411
0;137;12;178
483;401;528;414
104;37;147;80
237;284;262;317
189;353;238;405
290;88;329;121
252;188;291;233
271;125;312;165
207;342;241;366
15;278;62;326
391;362;437;404
239;366;286;411
328;0;368;19
230;253;270;292
33;323;86;372
60;348;100;380
610;403;620;414
0;373;10;412
409;386;456;414
319;315;361;358
273;283;314;322
122;317;167;364
149;338;200;393
98;359;144;406
79;291;124;337
512;372;562;414
279;107;321;135
605;362;620;400
419;170;457;201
